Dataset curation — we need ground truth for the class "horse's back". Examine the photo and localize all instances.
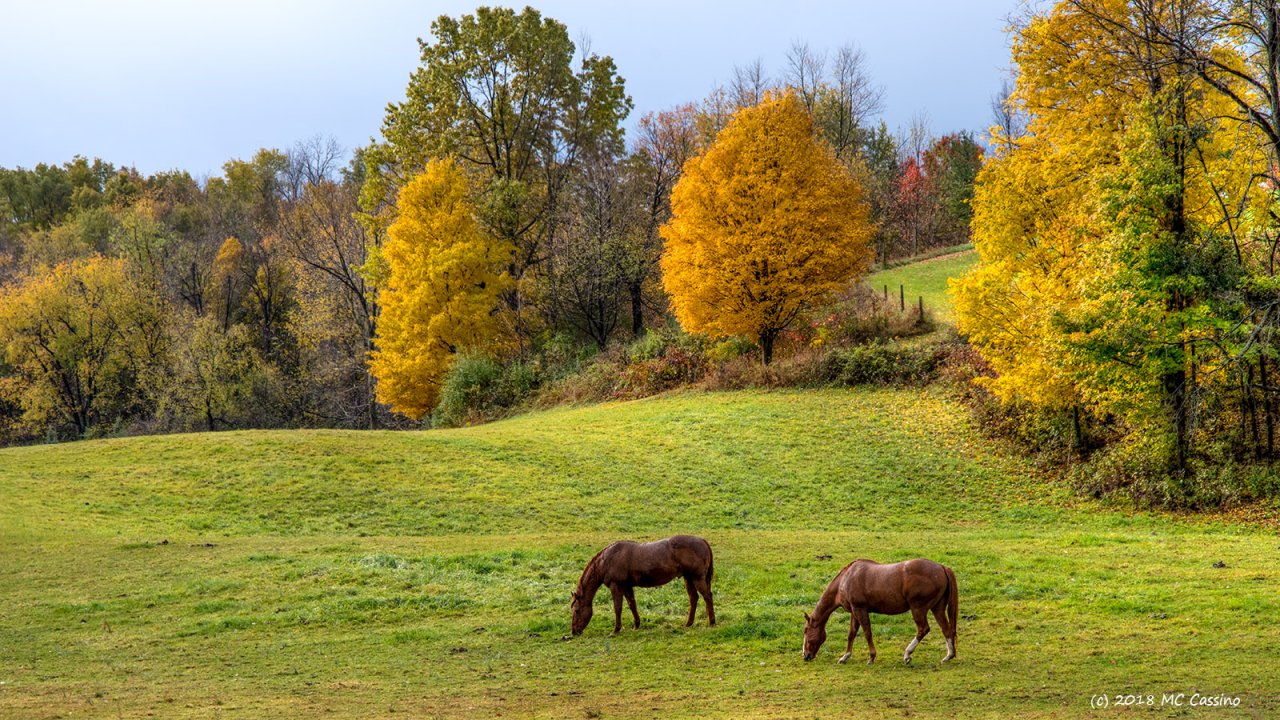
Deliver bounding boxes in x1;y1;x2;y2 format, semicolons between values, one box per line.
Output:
901;557;949;578
665;534;711;554
845;558;950;612
600;535;712;587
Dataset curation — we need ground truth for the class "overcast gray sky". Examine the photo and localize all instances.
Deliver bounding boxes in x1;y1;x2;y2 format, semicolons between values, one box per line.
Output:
2;0;1019;177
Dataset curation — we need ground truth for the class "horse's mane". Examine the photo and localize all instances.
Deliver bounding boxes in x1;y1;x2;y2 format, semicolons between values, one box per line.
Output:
576;543;615;592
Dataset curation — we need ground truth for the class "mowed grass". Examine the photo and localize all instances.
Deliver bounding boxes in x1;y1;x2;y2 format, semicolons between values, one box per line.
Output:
869;249;978;323
2;388;1278;718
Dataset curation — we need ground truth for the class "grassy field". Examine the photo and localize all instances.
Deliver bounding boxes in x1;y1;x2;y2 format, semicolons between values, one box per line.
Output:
2;386;1278;718
869;249;978;323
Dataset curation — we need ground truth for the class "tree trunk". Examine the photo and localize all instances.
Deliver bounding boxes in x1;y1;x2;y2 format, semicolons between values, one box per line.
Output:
1165;366;1188;474
760;331;776;365
1263;355;1275;458
629;282;644;337
1248;361;1261;460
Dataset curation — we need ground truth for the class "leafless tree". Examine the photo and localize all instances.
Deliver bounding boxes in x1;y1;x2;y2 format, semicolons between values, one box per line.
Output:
544;149;645;349
990;77;1027;147
730;58;773;109
826;44;885;142
627;105;700;335
785;41;827;112
898;112;934;162
286;136;344;198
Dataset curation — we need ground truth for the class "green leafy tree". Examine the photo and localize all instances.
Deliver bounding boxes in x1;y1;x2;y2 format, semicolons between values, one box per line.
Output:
364;6;631;337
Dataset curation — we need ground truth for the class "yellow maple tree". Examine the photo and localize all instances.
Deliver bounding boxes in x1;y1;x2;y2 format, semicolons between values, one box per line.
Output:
368;159;512;419
660;91;873;363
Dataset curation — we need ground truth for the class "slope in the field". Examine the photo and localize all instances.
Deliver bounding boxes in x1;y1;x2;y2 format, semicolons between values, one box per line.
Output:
0;389;1038;539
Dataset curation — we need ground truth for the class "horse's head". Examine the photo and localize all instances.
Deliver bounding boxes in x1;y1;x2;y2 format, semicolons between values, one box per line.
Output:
801;611;826;661
570;590;592;636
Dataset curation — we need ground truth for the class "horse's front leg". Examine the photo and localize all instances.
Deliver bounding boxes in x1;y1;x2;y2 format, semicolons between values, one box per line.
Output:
858;608;876;663
838;611;860;664
624;586;640;629
609;584;624;635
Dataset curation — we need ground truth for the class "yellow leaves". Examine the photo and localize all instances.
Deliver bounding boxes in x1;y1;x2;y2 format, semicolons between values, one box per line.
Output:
955;0;1269;416
659;91;873;358
368;159;513;419
954;1;1148;411
213;237;244;277
0;255;162;433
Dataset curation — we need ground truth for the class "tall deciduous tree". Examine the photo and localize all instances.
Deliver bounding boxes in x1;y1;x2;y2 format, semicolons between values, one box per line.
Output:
282;175;381;428
364;6;631;339
628;104;701;335
369;160;512;419
661;92;873;364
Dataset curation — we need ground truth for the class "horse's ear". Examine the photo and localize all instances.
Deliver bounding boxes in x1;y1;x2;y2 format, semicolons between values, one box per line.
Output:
803;612;811;623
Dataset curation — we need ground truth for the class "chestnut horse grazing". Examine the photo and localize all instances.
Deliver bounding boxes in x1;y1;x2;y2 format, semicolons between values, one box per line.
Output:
570;535;715;636
802;558;957;664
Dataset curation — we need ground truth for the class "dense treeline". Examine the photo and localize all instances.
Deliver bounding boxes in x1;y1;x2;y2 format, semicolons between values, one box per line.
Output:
0;143;384;440
0;6;978;445
955;0;1280;507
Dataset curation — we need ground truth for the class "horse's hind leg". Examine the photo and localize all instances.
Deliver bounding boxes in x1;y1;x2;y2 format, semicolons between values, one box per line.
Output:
609;584;624;634
904;608;930;664
931;605;955;661
694;577;715;626
624;586;640;629
683;578;698;627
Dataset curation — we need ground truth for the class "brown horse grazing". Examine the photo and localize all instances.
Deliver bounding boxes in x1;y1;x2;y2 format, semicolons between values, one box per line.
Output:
802;558;957;664
570;535;715;636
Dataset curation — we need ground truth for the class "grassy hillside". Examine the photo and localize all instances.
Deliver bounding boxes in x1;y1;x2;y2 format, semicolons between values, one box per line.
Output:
2;388;1277;718
869;249;977;323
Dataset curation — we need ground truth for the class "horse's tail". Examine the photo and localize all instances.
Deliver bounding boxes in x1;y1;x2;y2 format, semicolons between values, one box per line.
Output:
705;541;715;586
944;566;959;640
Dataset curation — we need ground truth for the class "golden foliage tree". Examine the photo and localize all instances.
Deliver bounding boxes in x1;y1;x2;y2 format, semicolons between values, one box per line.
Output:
368;159;512;419
953;0;1268;472
0;256;164;437
659;91;873;363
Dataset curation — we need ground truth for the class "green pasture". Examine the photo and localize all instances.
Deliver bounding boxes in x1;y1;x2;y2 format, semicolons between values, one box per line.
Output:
2;387;1277;718
869;249;977;323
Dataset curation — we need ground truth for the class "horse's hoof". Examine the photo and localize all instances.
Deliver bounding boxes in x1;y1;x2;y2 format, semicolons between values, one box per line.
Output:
867;657;876;665
943;655;955;663
837;653;850;665
904;655;912;665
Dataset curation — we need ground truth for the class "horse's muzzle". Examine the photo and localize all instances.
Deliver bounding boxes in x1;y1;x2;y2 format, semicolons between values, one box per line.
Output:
803;653;814;662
